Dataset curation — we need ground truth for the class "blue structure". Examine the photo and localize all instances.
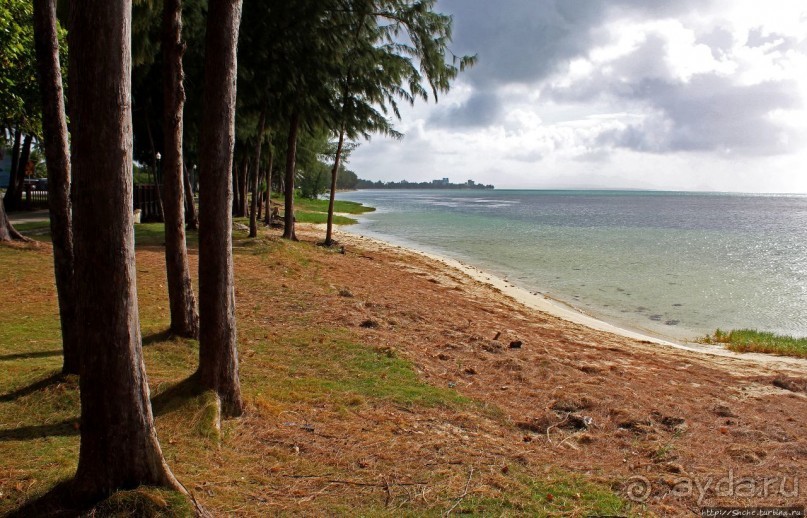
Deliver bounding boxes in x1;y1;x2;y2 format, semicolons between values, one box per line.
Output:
0;152;11;189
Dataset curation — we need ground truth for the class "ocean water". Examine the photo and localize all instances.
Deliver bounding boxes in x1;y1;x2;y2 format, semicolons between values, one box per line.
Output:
336;189;807;341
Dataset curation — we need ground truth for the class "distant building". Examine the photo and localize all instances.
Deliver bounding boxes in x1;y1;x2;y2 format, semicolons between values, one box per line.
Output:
431;177;450;185
467;179;475;186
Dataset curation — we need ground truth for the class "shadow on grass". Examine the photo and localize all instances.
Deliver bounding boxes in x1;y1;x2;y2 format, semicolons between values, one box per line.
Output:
0;374;201;442
4;479;81;518
0;372;79;442
0;419;78;442
0;350;62;362
0;371;64;402
142;329;173;347
7;481;199;518
151;374;204;417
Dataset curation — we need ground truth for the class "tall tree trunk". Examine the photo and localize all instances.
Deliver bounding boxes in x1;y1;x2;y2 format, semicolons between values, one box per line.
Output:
263;145;273;225
0;127;28;241
162;0;199;339
231;157;240;215
8;126;21;187
183;163;198;230
197;0;244;419
144;114;165;222
239;157;249;217
4;134;32;211
67;0;183;502
324;124;346;247
33;0;78;374
282;111;300;241
249;108;266;238
17;135;33;189
256;175;263;221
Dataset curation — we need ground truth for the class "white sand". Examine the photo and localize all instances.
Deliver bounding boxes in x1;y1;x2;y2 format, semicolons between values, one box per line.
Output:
331;226;807;370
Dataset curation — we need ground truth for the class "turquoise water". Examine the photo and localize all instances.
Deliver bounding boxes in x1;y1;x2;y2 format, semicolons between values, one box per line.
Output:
336;190;807;341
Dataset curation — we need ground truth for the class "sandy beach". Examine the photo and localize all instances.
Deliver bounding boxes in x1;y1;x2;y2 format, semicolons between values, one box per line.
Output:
332;225;807;371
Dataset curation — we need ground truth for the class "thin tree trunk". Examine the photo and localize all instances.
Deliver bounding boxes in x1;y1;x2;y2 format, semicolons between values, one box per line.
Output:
33;0;78;374
240;156;249;217
162;0;199;339
0;128;30;240
183;163;198;230
263;145;273;225
0;127;28;241
144;114;165;222
325;124;346;247
231;157;240;215
8;126;21;187
249;108;266;238
4;134;32;211
197;0;244;419
282;111;300;241
234;155;248;217
257;178;263;220
17;135;33;189
68;0;183;502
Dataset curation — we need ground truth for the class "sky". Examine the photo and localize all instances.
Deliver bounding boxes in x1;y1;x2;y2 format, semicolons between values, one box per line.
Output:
349;0;807;193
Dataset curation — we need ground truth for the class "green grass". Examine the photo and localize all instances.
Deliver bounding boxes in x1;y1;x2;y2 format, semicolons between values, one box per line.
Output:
90;487;195;517
701;328;807;358
293;211;357;225
13;221;51;233
461;470;632;517
269;194;374;226
6;484;196;518
257;330;469;409
289;197;375;215
0;246;82;514
9;220;200;249
11;221;52;243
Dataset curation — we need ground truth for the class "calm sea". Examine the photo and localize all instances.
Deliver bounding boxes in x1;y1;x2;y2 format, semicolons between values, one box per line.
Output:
336;190;807;341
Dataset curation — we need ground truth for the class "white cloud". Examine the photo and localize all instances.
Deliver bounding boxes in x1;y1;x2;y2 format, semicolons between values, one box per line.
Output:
351;1;807;193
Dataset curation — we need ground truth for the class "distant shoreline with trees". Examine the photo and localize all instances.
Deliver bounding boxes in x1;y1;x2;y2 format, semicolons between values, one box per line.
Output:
344;175;494;190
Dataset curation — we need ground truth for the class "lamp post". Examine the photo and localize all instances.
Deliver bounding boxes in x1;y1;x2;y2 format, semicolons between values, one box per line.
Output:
153;151;164;221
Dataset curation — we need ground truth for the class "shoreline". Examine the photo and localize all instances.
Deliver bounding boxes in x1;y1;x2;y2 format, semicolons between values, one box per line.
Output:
330;224;807;369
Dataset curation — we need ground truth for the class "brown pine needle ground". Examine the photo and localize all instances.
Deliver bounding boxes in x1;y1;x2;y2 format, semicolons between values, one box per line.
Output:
1;221;806;516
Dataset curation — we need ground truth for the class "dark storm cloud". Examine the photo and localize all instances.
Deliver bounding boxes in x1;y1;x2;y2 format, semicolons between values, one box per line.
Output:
438;0;713;87
428;90;502;127
438;0;605;87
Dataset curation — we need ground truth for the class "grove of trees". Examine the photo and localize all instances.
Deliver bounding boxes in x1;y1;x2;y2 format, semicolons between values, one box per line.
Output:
1;0;472;511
